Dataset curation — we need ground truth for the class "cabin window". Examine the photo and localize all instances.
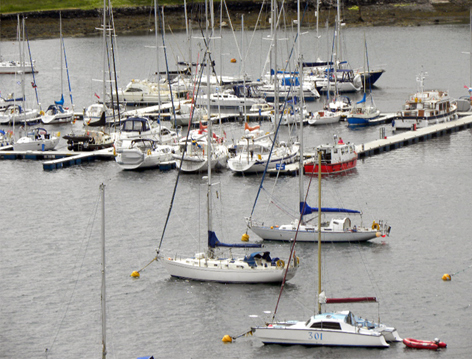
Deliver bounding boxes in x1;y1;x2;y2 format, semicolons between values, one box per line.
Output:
126;88;143;93
310;322;342;330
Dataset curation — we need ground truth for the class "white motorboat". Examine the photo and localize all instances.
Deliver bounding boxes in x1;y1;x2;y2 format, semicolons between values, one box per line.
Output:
197;91;265;113
13;127;60;151
394;71;458;130
307;108;342;125
115;116;179;145
112;79;174;105
227;122;299;174
115;138;176;170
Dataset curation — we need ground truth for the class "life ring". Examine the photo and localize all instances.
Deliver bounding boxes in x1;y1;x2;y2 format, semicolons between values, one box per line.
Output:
372;221;380;230
276;259;285;268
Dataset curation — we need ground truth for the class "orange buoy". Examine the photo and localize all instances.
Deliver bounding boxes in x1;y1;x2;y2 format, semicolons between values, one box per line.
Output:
230;58;237;63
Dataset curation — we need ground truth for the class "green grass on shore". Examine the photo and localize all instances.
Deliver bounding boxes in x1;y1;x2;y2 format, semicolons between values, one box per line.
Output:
0;0;183;14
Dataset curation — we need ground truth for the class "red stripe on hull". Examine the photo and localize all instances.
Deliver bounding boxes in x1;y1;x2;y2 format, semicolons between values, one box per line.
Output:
304;158;357;175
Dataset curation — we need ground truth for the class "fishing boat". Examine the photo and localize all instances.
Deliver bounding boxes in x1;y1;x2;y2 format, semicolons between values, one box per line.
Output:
160;34;298;283
251;138;400;346
303;135;357;175
394;71;458;130
115;138;176;171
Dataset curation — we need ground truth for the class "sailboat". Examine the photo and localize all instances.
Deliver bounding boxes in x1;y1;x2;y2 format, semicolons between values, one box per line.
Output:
160;2;298;283
41;12;74;125
247;3;388;243
347;36;380;127
83;0;120;127
13;16;60;151
251;149;401;346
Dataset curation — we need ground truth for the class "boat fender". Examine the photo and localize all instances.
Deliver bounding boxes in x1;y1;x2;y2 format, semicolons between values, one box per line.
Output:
241;233;249;242
276;259;285;268
372;221;380;230
147;149;152;156
295;256;300;265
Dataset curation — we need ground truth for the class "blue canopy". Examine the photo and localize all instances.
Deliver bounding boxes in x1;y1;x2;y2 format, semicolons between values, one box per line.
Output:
281;77;300;87
136;356;154;359
300;202;361;215
356;93;367;104
55;94;64;106
208;231;261;249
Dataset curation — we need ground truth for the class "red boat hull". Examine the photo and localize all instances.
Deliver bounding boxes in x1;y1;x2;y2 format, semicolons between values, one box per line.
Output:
304;157;357;175
403;338;447;350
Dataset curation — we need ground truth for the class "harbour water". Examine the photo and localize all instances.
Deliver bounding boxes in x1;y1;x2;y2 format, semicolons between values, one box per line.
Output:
1;23;472;358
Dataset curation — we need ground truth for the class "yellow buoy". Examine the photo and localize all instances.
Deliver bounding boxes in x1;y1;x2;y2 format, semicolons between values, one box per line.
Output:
130;271;140;278
222;335;233;343
442;273;451;281
241;233;249;242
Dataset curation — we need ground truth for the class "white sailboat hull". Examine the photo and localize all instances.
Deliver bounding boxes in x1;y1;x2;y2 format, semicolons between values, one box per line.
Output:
252;326;389;347
162;256;297;283
249;225;380;243
13;136;59;151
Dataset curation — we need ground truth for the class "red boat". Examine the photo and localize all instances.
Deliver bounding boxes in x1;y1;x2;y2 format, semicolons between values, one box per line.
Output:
403;338;447;350
304;136;357;175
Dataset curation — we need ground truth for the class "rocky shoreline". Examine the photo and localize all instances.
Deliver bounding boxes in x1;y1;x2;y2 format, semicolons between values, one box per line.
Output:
0;1;470;41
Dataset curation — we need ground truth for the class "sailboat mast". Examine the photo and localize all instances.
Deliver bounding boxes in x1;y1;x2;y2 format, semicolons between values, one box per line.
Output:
297;0;305;222
102;0;107;110
60;12;64;97
100;183;107;359
206;0;213;255
317;150;322;314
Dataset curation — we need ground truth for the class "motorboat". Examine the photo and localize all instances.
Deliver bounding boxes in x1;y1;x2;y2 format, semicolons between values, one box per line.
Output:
394;71;458;130
115;138;176;171
304;136;357;175
115;116;179;145
63;129;114;151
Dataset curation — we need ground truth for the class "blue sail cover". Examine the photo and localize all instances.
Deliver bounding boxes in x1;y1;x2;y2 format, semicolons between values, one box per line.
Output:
55;94;64;106
356;93;367;104
281;77;300;87
208;231;261;249
300;202;361;215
